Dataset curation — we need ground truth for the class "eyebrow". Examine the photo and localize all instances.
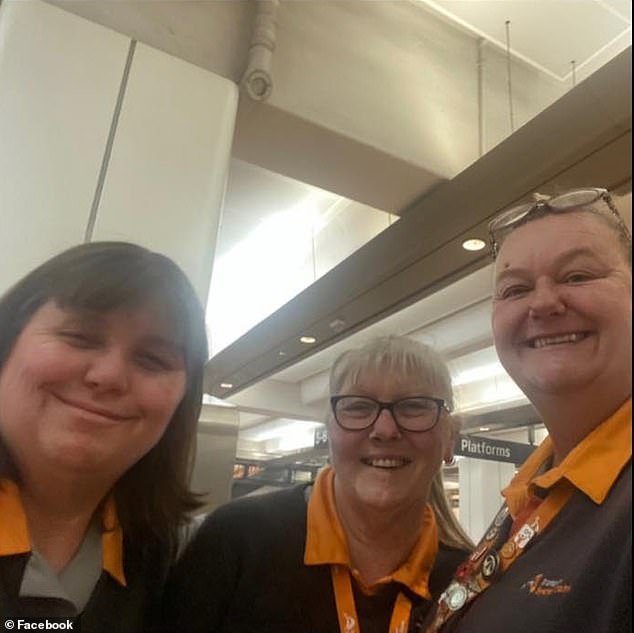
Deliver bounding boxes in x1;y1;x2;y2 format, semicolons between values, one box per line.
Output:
495;247;602;285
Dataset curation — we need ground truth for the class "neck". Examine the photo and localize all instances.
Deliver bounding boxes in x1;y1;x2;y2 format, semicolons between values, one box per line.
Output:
529;391;630;465
19;469;112;573
333;476;425;585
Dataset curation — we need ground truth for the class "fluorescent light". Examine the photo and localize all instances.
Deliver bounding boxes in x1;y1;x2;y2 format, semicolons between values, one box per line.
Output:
300;335;316;344
452;362;507;386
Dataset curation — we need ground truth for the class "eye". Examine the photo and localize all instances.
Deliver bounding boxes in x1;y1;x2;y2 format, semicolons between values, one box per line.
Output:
58;329;100;348
396;399;436;417
337;398;376;418
135;352;174;371
497;284;530;300
563;271;595;284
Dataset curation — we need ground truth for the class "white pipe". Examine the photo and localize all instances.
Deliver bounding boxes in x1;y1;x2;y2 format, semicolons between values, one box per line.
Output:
241;0;280;101
477;38;486;158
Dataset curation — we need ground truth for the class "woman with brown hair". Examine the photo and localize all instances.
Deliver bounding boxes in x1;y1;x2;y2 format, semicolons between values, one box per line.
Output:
0;242;208;631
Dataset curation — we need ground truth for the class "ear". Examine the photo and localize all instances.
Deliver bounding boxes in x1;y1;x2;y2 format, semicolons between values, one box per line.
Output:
443;414;461;464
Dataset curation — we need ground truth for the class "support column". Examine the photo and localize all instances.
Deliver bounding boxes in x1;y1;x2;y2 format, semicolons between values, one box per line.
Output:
458;458;516;542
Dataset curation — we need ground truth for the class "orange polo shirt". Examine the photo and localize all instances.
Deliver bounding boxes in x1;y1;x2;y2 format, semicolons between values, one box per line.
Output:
0;478;126;586
503;398;632;519
304;466;438;600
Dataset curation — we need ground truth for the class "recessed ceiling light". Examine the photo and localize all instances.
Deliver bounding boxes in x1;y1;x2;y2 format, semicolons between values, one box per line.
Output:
300;336;316;344
278;351;287;357
220;382;233;389
462;238;486;252
479;426;490;432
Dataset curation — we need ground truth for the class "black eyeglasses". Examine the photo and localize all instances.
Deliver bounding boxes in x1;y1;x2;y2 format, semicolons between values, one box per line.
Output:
330;395;450;433
487;187;631;259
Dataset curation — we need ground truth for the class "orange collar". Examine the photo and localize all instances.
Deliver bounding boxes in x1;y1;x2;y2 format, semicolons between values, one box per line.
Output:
0;479;126;586
504;399;632;516
304;466;438;600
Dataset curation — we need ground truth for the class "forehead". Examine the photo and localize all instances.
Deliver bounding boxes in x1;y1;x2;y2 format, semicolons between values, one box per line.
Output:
496;212;627;270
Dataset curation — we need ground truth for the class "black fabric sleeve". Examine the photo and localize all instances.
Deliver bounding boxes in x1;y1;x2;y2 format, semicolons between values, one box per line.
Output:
160;501;245;633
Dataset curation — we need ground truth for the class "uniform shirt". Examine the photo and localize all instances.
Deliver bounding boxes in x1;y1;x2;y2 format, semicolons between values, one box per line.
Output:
162;469;466;633
439;398;632;633
305;465;439;630
0;479;126;616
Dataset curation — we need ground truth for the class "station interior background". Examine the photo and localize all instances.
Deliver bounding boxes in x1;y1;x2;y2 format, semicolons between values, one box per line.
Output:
1;0;631;540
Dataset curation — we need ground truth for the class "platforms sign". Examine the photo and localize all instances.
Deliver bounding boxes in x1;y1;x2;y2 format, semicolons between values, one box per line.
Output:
454;435;535;465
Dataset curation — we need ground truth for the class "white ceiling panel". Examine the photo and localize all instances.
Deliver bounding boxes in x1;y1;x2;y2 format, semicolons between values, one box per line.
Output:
419;0;631;79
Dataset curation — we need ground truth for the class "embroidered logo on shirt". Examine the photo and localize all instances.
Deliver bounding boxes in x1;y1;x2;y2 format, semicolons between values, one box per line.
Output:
521;573;572;596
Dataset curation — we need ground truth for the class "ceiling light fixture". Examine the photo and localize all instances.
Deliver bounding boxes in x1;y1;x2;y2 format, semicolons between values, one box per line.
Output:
479;426;491;432
220;382;233;389
462;238;486;252
300;336;316;344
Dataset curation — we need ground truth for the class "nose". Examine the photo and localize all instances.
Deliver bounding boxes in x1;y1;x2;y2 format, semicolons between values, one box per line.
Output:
528;279;566;319
83;348;130;393
369;406;402;440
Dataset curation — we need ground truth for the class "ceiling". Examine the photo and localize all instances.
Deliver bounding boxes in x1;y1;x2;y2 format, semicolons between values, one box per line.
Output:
45;0;632;459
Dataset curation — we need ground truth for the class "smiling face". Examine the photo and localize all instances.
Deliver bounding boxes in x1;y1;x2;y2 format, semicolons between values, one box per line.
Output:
0;300;187;483
328;367;454;514
492;212;632;404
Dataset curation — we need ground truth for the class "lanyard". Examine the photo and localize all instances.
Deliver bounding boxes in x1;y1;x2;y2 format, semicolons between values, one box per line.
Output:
425;480;576;633
331;564;413;633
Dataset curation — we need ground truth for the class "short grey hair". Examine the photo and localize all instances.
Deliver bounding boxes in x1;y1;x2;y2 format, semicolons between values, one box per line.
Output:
329;335;454;411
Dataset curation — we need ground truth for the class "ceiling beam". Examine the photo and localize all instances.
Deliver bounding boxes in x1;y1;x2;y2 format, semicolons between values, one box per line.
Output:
206;47;632;397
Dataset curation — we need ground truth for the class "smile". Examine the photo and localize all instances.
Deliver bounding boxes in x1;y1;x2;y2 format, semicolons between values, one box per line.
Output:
54;394;135;422
361;457;411;469
529;332;589;349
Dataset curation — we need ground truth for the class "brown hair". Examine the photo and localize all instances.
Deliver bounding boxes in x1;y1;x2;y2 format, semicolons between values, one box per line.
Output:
328;335;473;550
0;242;208;560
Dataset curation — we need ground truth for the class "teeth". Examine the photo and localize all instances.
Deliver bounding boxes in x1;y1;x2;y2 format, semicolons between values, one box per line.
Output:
533;333;585;349
365;458;408;468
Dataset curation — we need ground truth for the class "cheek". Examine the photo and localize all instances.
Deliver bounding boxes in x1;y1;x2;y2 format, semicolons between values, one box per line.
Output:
327;423;358;468
411;425;450;468
138;372;187;425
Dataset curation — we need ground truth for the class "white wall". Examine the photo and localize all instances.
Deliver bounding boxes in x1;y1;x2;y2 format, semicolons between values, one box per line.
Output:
0;0;237;305
0;0;129;292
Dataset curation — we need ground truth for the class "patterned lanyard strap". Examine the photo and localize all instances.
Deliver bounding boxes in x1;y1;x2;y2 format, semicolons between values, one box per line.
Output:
426;481;575;633
331;565;413;633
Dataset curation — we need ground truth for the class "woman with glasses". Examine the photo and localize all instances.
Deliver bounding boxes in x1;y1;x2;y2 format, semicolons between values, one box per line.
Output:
163;336;472;633
419;188;632;633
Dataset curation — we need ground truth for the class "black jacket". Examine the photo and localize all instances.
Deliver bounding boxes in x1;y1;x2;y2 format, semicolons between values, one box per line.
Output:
162;484;467;633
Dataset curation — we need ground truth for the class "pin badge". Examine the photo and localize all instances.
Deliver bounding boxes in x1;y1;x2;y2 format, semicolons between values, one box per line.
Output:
500;541;516;559
445;583;469;611
514;524;536;549
470;543;488;562
481;552;500;579
484;526;499;542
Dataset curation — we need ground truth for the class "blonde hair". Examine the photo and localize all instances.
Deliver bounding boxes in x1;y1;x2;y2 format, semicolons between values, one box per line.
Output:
328;335;473;550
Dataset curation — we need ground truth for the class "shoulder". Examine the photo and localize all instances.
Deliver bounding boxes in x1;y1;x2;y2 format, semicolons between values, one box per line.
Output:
186;484;310;550
205;484;309;525
429;544;468;597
